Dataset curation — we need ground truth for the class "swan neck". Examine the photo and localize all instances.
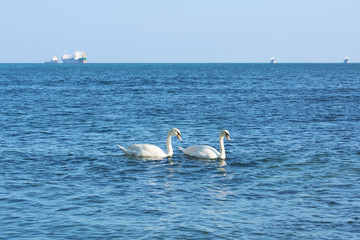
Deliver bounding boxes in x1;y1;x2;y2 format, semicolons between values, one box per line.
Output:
219;135;226;159
166;132;173;157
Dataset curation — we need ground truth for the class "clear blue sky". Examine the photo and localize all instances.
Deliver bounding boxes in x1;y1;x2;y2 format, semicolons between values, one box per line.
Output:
0;0;359;63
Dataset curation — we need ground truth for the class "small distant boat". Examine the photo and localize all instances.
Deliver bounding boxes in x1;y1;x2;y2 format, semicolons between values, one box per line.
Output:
270;57;277;64
344;56;350;64
62;50;87;64
45;56;59;64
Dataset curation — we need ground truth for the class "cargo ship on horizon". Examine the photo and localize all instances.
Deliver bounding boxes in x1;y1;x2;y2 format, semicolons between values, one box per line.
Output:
62;50;87;63
270;57;277;64
45;56;59;64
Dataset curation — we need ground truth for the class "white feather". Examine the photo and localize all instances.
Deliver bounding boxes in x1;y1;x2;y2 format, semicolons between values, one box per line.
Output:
117;128;182;158
179;130;230;159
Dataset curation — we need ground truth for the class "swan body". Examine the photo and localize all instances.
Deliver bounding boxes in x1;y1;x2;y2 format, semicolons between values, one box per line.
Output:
117;128;181;158
179;130;230;159
178;145;221;159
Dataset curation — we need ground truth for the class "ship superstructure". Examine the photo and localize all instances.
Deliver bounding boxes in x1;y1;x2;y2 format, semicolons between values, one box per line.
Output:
344;56;350;64
45;56;59;64
62;50;87;63
270;57;277;64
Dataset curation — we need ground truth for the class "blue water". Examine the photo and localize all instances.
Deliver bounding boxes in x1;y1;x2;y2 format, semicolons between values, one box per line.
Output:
1;63;360;239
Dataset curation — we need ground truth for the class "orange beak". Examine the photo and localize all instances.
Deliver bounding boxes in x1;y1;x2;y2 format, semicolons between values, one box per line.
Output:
226;135;231;141
177;134;182;141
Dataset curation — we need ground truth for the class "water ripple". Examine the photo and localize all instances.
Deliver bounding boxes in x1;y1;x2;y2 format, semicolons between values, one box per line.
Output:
1;64;360;239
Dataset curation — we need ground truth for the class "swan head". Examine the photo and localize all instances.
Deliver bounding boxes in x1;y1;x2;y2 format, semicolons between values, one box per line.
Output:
220;129;230;141
170;128;182;141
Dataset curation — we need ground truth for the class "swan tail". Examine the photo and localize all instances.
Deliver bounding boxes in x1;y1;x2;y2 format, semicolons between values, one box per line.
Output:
117;145;136;156
178;146;185;153
117;145;127;153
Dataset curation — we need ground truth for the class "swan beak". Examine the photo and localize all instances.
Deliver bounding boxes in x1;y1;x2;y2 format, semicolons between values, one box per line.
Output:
177;134;182;141
226;135;231;141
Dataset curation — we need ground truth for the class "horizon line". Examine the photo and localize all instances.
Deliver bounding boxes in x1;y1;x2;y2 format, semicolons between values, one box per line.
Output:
0;62;359;64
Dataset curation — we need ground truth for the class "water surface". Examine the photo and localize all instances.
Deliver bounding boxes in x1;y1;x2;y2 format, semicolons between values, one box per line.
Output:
1;63;359;239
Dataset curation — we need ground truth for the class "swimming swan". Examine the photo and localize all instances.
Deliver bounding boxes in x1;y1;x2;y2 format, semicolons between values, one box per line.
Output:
178;130;230;159
117;128;182;158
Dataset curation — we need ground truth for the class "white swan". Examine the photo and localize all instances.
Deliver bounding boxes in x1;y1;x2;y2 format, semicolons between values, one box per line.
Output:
178;130;230;159
117;128;182;158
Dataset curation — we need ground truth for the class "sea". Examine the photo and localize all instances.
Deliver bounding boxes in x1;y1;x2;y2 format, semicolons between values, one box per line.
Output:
1;63;359;239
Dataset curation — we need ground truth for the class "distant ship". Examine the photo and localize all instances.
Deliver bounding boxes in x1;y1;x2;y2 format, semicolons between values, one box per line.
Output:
270;57;277;64
45;56;59;64
344;56;350;64
62;50;87;63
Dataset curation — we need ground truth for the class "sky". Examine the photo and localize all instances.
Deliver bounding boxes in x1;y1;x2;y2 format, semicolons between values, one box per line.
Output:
0;0;359;63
